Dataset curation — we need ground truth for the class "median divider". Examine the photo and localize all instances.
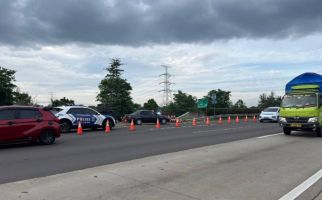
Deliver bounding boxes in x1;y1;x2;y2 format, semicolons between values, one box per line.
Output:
123;114;260;133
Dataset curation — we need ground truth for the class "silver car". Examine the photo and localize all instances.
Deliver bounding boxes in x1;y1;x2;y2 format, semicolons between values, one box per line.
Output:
259;107;280;122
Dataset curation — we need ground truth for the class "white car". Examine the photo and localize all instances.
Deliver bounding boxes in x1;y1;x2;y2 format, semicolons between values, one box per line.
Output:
259;107;280;122
51;106;116;133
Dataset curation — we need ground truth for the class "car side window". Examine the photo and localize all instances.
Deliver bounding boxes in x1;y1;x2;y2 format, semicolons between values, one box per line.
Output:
17;109;42;119
0;109;16;120
83;109;98;115
141;111;151;116
67;108;83;115
320;95;322;107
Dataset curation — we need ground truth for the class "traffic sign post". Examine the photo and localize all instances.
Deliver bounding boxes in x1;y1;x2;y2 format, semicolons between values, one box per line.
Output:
211;94;217;117
198;98;208;119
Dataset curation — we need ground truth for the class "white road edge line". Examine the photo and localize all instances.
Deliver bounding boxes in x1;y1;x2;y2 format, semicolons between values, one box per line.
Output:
279;169;322;200
257;133;283;139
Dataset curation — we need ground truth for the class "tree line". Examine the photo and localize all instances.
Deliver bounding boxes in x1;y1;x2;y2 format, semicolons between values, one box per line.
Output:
0;60;282;119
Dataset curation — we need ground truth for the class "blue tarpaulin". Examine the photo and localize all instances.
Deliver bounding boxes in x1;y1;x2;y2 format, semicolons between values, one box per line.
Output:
285;72;322;93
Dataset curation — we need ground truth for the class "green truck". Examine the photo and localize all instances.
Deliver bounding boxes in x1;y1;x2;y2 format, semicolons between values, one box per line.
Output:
279;72;322;137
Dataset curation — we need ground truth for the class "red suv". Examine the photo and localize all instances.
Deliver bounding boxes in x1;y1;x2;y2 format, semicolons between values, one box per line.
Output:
0;106;61;145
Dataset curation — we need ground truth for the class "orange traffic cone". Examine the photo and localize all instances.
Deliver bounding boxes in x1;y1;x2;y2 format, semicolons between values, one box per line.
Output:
175;118;181;127
236;116;240;123
253;115;257;123
219;115;223;124
77;121;83;135
227;116;231;124
155;118;161;129
206;116;210;125
105;120;110;134
129;119;136;131
192;118;197;126
244;115;248;122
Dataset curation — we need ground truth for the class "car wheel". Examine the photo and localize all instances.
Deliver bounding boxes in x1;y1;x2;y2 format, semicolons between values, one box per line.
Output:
136;119;142;125
39;130;56;145
259;120;263;123
315;128;322;137
161;119;167;124
283;127;291;135
60;120;71;133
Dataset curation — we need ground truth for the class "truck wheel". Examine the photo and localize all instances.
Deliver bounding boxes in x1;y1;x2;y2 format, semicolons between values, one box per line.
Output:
136;119;142;125
315;128;322;137
283;127;291;135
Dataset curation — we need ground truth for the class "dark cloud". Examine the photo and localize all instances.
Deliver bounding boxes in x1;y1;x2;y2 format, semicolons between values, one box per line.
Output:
1;0;322;46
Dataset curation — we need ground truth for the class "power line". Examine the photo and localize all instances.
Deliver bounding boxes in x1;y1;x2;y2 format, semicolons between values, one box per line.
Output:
159;65;173;106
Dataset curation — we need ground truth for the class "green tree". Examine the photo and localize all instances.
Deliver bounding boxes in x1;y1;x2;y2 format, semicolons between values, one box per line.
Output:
51;97;75;107
0;67;16;106
106;58;124;78
13;89;33;105
97;58;133;119
205;89;232;108
233;99;247;109
132;103;142;111
258;92;282;109
173;90;197;114
163;102;177;115
143;99;159;111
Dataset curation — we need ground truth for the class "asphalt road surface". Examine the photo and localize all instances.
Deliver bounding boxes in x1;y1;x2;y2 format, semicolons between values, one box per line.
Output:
0;122;283;184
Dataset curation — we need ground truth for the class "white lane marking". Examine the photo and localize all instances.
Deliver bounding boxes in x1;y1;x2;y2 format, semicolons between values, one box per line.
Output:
279;169;322;200
257;133;283;139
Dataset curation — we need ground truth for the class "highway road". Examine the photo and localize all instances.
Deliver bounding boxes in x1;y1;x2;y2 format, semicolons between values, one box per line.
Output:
1;123;322;200
0;121;282;184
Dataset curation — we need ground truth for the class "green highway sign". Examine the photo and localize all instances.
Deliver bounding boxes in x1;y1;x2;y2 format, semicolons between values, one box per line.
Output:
197;98;208;109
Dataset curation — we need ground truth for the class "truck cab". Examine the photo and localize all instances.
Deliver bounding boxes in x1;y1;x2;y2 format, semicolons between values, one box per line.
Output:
279;73;322;137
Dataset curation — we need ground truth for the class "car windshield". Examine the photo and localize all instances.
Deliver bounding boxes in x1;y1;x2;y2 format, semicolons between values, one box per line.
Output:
131;111;139;115
50;108;63;115
263;108;279;112
282;93;317;108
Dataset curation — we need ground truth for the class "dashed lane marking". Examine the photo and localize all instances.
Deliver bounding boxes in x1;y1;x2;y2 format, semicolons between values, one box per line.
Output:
257;133;283;139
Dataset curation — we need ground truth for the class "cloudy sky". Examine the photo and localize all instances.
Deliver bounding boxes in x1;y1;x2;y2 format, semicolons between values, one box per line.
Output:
1;0;322;106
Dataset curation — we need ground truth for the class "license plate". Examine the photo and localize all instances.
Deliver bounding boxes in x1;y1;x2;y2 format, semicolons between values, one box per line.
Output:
291;123;302;128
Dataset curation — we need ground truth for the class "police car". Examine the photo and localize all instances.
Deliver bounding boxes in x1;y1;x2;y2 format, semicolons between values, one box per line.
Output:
51;106;116;133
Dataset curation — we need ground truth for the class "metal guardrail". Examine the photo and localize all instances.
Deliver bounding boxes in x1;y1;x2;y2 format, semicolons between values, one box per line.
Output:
168;113;260;123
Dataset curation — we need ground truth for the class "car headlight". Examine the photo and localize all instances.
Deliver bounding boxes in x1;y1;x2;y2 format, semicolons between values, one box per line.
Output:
308;117;318;123
279;117;287;123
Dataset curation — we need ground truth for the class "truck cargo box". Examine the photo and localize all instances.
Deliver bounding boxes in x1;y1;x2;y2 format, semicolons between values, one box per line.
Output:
285;72;322;93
